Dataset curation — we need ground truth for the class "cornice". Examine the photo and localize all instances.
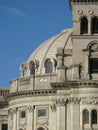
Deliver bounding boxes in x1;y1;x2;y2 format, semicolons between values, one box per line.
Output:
8;89;56;101
51;80;98;89
71;35;98;39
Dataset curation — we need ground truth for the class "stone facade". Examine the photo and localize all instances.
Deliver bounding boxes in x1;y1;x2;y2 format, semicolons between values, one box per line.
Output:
1;0;98;130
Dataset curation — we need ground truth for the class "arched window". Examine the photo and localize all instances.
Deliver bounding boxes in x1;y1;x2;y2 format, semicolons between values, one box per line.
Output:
29;61;35;75
80;17;88;34
89;43;98;74
83;109;89;125
45;59;53;73
37;127;45;130
91;110;97;124
91;17;98;34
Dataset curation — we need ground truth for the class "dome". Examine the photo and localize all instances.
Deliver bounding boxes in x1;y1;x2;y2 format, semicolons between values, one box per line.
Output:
23;28;73;75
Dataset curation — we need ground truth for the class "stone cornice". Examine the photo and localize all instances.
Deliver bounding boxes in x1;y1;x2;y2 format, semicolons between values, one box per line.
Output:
8;89;56;101
51;80;98;89
71;35;98;39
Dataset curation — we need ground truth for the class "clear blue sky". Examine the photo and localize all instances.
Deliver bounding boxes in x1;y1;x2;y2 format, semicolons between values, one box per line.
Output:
0;0;72;87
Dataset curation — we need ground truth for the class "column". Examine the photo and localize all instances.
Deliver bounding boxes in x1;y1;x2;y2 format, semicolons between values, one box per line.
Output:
27;106;34;130
56;99;66;130
84;51;90;79
88;18;91;35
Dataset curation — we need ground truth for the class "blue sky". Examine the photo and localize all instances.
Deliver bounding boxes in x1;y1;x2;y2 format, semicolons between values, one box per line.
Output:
0;0;72;87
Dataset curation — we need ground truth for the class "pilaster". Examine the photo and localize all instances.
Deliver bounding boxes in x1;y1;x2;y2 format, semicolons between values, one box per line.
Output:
12;108;18;130
56;98;67;130
27;106;35;130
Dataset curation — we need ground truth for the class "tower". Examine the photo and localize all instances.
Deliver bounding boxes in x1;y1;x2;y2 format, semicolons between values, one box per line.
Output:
70;0;98;80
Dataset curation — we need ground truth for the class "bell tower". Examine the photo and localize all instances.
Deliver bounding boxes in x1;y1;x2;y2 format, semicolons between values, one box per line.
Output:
70;0;98;35
70;0;98;80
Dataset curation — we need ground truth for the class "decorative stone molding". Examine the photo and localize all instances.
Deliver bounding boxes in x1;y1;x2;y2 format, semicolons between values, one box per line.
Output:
50;104;56;112
81;98;98;105
68;97;80;104
12;107;18;114
88;10;94;15
56;98;67;106
27;105;35;113
78;10;83;15
37;118;48;126
8;90;56;101
91;43;98;52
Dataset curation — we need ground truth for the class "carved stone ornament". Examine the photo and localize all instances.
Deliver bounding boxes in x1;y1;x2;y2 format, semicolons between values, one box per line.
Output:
78;10;83;15
81;98;98;105
27;105;35;113
88;10;94;15
12;107;17;113
19;119;27;128
91;43;98;52
37;118;48;125
50;104;56;112
56;99;67;106
68;97;80;104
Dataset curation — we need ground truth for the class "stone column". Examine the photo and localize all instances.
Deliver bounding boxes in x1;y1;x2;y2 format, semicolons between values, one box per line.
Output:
84;51;90;79
88;18;91;35
56;98;66;130
27;106;35;130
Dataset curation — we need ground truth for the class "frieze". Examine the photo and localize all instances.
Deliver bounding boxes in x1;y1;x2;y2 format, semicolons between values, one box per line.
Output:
56;98;67;106
68;97;80;104
81;98;98;105
37;118;48;126
8;90;56;101
19;119;27;128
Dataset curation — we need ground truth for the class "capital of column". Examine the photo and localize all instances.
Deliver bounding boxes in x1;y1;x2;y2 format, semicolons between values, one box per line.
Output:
50;104;56;112
11;107;18;114
56;98;67;106
27;105;35;113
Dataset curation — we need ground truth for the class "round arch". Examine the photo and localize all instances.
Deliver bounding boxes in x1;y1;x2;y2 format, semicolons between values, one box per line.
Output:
37;126;48;130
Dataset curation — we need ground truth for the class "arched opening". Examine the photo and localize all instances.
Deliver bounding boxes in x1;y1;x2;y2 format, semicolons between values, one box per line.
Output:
91;17;98;34
29;61;35;75
80;17;88;34
91;109;97;125
83;109;89;125
37;127;45;130
45;59;53;73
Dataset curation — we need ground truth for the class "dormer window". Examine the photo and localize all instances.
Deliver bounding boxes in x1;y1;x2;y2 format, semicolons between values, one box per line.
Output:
80;17;88;34
91;17;98;34
45;59;53;73
29;61;35;75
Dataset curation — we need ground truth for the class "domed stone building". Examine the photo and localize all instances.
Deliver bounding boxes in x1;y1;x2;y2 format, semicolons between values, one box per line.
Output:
1;0;98;130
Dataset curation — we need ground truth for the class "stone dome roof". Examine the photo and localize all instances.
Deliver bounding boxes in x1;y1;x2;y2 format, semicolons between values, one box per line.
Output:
22;28;73;75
